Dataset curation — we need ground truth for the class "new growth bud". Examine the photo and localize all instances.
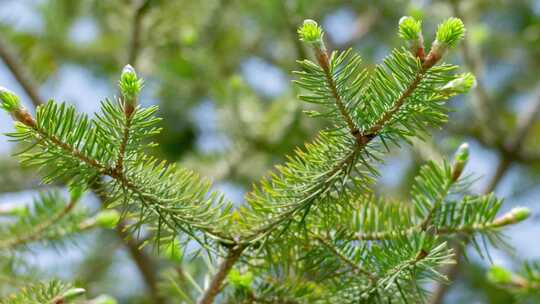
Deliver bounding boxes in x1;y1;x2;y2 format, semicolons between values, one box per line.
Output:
0;86;36;127
118;64;143;106
424;17;465;68
440;73;477;95
398;16;425;59
492;207;531;228
94;210;121;229
0;86;20;112
511;207;531;222
436;17;466;48
298;19;324;44
59;287;86;302
298;19;330;71
451;142;469;182
487;265;513;284
90;295;118;304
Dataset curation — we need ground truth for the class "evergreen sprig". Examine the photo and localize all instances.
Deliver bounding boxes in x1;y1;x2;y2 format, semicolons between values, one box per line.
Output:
0;190;87;250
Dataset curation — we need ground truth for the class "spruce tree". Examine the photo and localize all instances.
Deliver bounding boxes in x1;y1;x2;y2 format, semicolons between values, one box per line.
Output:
0;16;533;304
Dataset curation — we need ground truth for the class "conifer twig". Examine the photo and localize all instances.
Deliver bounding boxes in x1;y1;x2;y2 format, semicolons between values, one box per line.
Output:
5;107;231;243
312;38;360;137
355;207;530;241
0;195;78;249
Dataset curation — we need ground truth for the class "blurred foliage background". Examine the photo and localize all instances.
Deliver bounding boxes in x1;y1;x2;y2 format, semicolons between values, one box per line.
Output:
0;0;539;303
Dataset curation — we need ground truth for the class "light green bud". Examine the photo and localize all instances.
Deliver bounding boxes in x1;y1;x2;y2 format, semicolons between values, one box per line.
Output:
297;19;323;43
0;86;20;112
94;210;121;229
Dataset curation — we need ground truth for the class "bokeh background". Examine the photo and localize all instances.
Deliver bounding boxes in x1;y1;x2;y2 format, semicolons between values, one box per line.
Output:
0;0;539;303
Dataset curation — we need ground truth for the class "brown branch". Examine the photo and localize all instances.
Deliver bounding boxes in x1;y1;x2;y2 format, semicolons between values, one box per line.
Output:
0;37;44;107
127;0;152;67
197;244;246;304
90;179;165;304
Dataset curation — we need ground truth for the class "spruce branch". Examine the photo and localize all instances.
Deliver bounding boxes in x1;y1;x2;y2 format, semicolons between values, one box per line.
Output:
3;91;234;254
241;17;468;246
355;205;530;241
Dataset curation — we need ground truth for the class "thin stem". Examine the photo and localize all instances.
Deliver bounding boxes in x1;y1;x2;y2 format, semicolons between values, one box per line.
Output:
356;215;520;242
197;245;246;304
314;46;361;138
314;234;377;283
127;0;152;67
419;180;453;231
0;37;44;107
